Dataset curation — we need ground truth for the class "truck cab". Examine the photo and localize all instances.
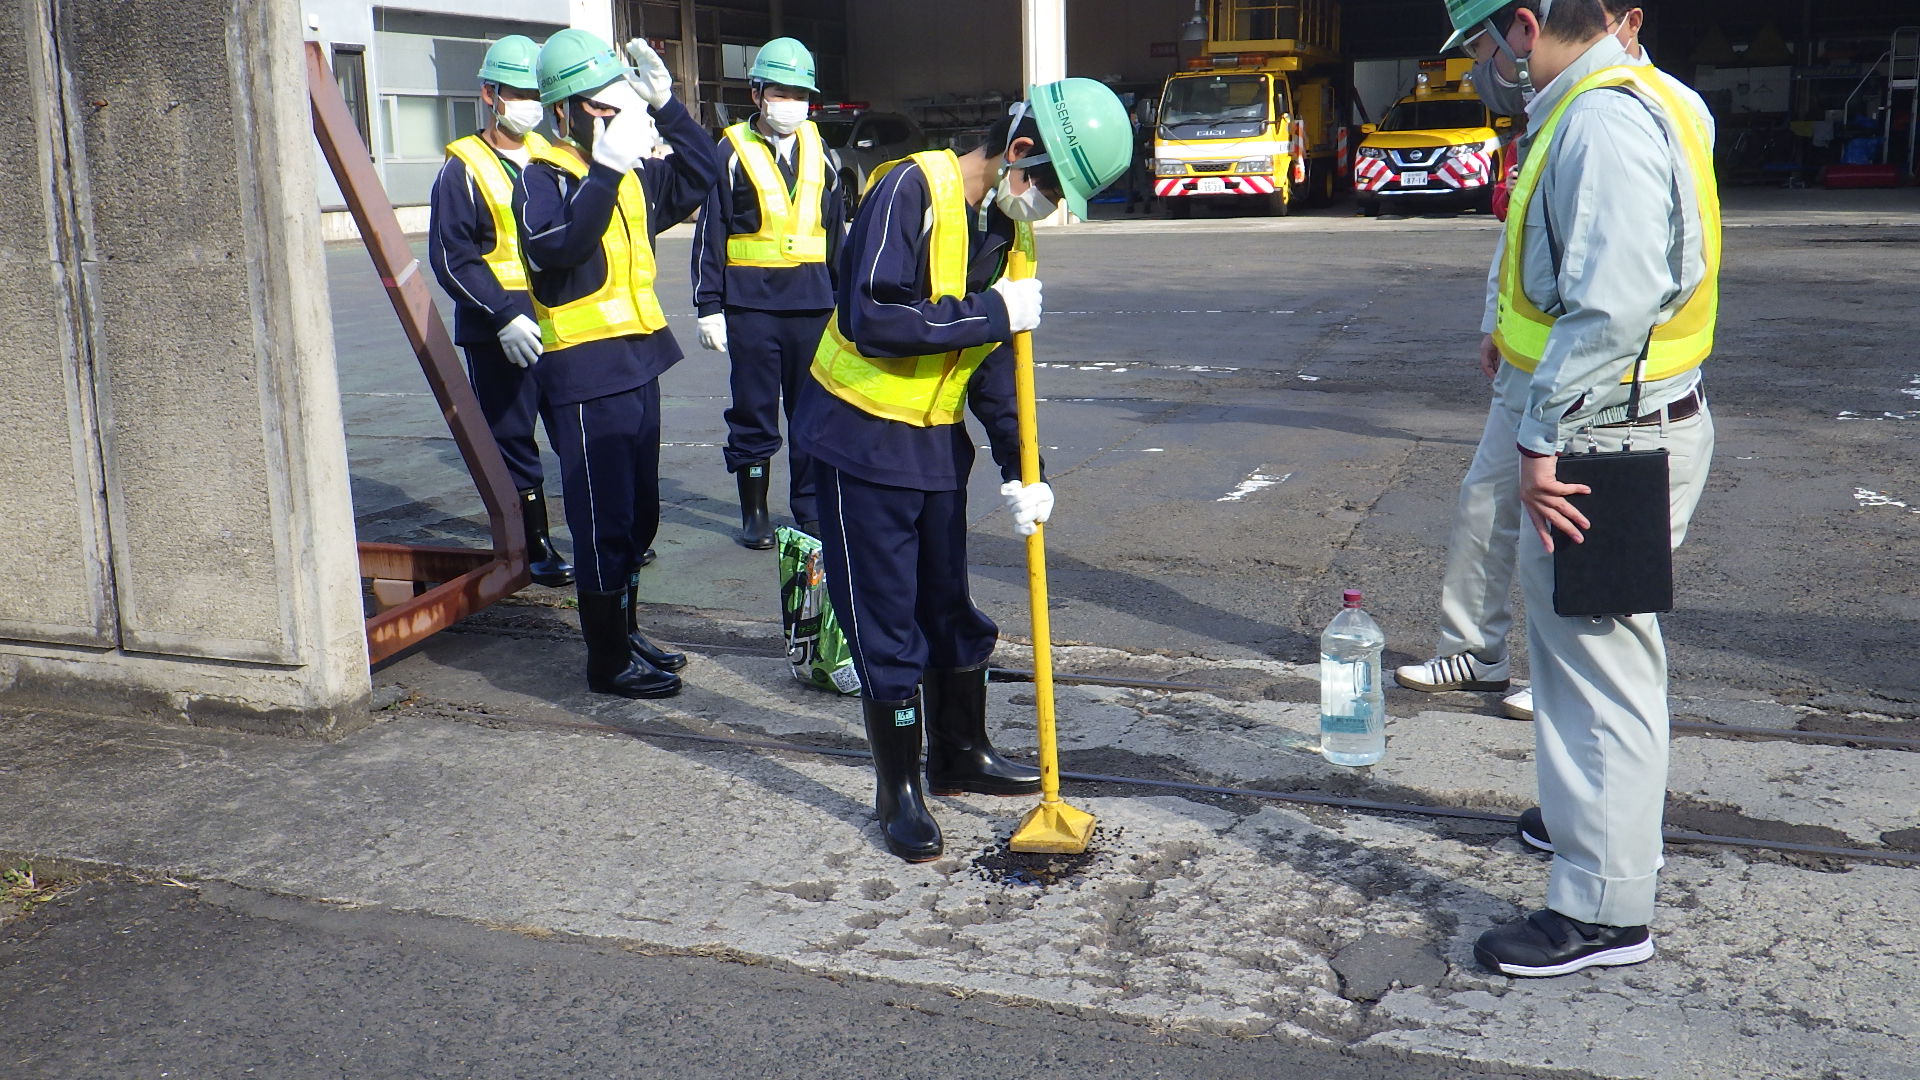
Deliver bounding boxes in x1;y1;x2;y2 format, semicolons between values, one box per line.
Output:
1354;58;1508;217
1153;0;1345;217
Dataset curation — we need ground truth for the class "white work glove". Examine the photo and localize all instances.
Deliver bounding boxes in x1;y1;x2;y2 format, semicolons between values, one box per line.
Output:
697;313;729;352
990;276;1044;334
623;38;674;110
591;110;648;172
496;314;544;368
590;78;647;117
1000;480;1055;537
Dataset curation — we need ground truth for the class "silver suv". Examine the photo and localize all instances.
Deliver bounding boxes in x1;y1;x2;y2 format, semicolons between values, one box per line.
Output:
813;109;927;209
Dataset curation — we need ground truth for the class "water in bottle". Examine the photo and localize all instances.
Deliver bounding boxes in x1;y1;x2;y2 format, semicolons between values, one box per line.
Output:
1320;589;1386;766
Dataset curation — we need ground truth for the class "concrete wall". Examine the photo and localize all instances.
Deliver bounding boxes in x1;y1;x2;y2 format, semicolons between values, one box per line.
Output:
2;0;369;735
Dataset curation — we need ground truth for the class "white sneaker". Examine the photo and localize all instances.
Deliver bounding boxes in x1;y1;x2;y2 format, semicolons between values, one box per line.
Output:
1502;686;1534;721
1393;652;1510;692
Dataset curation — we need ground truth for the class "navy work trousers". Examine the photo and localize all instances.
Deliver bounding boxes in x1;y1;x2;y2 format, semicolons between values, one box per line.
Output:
463;338;548;493
541;381;661;593
723;307;829;525
816;464;998;701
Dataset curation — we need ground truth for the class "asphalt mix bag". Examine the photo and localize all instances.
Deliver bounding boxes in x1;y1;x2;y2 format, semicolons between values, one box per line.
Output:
776;526;861;695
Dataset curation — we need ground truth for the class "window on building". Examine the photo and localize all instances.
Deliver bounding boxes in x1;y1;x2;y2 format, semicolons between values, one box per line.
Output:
380;94;479;160
331;44;372;155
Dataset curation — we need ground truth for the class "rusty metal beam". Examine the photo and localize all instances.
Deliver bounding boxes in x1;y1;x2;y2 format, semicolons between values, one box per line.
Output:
356;542;495;583
305;41;531;664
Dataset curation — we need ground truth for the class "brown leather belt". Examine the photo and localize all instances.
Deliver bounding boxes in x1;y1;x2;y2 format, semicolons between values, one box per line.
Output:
1596;388;1704;428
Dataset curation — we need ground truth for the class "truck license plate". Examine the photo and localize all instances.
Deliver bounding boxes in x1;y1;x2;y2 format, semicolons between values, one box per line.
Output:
1399;171;1430;187
1196;178;1227;194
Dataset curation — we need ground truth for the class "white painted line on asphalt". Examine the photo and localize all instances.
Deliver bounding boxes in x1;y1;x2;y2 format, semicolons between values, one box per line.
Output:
1854;488;1920;514
1036;360;1250;375
1836;411;1919;421
1045;309;1296;316
975;445;1167;453
1217;470;1292;502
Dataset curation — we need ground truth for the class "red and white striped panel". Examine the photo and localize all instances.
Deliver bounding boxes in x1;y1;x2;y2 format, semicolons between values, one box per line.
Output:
1439;150;1492;189
1155;174;1276;197
1351;155;1392;193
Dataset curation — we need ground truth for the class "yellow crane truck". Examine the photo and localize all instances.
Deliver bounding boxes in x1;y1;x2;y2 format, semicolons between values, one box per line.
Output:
1153;0;1348;217
1352;57;1510;217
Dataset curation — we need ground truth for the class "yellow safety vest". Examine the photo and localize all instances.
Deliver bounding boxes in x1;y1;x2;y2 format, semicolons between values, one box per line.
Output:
722;121;830;267
444;132;550;292
809;150;1035;428
1494;66;1721;381
525;145;668;352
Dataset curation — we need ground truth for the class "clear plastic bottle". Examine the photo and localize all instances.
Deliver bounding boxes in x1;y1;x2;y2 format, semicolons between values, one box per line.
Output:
1320;589;1386;766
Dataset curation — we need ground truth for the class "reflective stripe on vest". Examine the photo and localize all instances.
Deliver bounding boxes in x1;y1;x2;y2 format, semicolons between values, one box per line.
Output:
525;146;668;353
722;121;830;266
1494;66;1721;382
444;132;550;292
809;150;1035;428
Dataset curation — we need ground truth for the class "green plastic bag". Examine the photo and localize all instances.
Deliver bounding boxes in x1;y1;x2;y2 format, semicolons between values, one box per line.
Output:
776;526;861;695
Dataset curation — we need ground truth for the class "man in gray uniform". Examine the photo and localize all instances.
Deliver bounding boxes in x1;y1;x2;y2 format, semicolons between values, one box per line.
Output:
1398;0;1711;725
1436;0;1721;976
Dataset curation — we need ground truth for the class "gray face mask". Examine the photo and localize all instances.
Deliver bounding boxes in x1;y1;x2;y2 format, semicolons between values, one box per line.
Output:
1471;55;1531;117
1469;2;1547;116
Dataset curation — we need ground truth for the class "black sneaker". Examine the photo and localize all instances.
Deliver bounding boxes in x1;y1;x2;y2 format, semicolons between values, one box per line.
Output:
1475;909;1654;977
1517;807;1554;853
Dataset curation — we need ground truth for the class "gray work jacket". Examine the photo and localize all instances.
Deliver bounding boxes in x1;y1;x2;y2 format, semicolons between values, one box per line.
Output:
1486;37;1716;455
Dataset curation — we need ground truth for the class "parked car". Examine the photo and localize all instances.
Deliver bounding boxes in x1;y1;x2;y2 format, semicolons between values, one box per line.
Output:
811;106;928;210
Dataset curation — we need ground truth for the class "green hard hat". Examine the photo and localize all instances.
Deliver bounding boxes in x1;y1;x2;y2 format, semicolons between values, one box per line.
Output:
536;28;627;105
478;35;541;91
1026;78;1132;220
749;36;818;93
1440;0;1519;52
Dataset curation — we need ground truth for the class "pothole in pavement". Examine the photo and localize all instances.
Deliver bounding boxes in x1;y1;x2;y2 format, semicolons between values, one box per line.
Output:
967;830;1119;888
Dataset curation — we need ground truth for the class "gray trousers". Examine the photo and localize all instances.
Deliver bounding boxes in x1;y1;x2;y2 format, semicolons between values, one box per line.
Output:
1518;404;1715;927
1435;389;1526;661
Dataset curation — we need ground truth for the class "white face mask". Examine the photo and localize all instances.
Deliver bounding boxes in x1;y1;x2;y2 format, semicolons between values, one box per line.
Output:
994;174;1058;222
992;151;1058;222
762;99;810;136
495;98;544;137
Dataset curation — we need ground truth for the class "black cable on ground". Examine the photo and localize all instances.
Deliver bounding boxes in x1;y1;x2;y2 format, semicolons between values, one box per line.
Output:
464;711;1920;867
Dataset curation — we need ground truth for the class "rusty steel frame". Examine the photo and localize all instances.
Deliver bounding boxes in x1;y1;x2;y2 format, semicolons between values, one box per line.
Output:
305;42;529;664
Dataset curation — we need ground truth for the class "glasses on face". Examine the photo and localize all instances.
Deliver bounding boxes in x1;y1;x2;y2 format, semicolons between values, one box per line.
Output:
1454;25;1494;59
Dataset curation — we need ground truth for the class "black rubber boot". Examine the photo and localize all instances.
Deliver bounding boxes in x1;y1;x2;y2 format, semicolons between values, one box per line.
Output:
577;588;680;698
735;462;775;550
518;488;575;587
863;696;943;862
626;572;686;673
923;664;1042;796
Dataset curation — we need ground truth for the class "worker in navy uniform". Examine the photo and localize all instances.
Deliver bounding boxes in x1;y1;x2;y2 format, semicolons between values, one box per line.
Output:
514;30;721;697
427;35;576;587
691;37;846;547
791;79;1133;862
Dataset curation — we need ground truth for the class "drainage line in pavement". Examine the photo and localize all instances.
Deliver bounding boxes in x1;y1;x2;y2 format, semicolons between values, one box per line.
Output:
989;667;1920;753
479;712;1920;867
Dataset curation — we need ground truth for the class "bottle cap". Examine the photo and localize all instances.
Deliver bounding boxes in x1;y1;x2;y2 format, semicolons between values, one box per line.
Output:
1343;589;1362;607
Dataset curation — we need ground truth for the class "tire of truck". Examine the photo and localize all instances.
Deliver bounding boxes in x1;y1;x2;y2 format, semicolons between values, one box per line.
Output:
841;169;863;213
1315;161;1337;207
1266;186;1291;216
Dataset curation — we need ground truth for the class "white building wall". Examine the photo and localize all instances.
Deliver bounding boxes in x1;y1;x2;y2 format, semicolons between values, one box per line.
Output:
305;0;605;224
